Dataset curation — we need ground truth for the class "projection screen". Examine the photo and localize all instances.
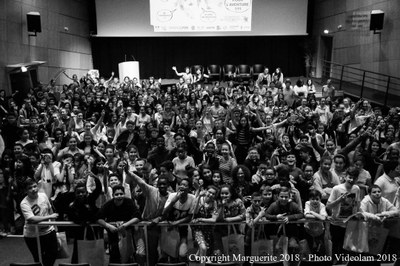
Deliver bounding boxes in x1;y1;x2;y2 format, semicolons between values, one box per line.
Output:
95;0;308;36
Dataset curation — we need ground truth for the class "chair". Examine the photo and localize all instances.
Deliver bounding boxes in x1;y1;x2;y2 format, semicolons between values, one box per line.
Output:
207;64;221;81
156;263;187;266
10;263;42;266
191;65;204;74
59;263;91;266
236;64;252;82
108;262;139;266
222;64;237;81
252;64;265;80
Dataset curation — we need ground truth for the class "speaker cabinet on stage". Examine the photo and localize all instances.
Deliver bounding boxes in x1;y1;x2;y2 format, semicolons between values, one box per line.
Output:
370;10;384;31
27;12;41;33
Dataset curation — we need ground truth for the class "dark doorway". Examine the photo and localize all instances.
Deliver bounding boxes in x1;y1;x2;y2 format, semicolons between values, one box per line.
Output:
321;35;333;81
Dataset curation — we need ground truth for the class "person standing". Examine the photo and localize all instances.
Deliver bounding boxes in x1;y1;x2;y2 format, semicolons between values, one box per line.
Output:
123;165;170;266
97;184;141;263
20;178;59;266
322;79;335;99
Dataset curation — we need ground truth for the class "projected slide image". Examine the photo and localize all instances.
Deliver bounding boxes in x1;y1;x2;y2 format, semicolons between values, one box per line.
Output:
150;0;252;32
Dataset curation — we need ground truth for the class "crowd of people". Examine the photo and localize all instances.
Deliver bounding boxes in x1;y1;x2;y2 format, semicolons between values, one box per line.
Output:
0;66;399;265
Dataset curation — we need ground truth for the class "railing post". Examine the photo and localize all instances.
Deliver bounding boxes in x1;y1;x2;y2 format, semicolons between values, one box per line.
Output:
385;76;391;106
143;224;149;266
35;225;43;264
339;65;344;91
361;71;366;97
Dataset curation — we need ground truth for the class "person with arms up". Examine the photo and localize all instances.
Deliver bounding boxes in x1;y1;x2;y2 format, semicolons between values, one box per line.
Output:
123;164;170;266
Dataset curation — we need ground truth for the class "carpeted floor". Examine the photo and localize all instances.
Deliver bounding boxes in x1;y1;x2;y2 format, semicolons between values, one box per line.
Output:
0;235;73;266
0;236;33;266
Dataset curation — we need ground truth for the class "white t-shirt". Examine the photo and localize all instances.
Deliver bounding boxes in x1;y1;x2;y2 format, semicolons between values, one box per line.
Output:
172;156;195;177
20;193;55;237
164;192;195;221
37;162;61;199
328;183;360;226
375;174;400;204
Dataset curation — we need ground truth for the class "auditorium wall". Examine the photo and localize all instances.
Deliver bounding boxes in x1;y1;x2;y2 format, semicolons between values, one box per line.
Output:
312;0;400;78
0;0;93;94
91;36;307;80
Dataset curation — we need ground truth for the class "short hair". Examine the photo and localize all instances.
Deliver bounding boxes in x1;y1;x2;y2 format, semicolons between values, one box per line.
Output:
277;165;290;180
112;184;125;194
62;154;74;161
75;181;86;191
157;174;169;184
353;155;365;165
14;143;24;149
299;134;309;141
252;192;261;199
383;161;398;174
174;133;183;139
308;189;322;199
320;156;332;165
41;149;53;156
262;186;272;193
368;184;381;194
333;153;346;162
178;177;192;189
160;160;174;171
127;145;138;152
279;186;290;194
346;166;360;177
24;178;37;190
126;120;135;126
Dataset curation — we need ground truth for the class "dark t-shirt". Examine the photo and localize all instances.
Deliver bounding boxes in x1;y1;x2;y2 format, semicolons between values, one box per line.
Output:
97;198;140;222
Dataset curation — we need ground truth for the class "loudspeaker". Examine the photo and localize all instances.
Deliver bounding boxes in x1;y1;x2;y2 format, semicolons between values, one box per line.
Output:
27;12;41;32
370;10;384;31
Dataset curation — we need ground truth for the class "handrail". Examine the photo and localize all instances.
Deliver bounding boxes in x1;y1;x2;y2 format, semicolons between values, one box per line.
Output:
325;61;400;79
24;217;400;265
35;218;359;227
322;60;400;106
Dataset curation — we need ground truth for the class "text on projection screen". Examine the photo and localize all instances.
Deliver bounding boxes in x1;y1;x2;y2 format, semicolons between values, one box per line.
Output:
150;0;252;32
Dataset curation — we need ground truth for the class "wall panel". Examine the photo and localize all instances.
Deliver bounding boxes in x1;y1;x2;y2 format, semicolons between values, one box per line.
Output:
0;0;93;95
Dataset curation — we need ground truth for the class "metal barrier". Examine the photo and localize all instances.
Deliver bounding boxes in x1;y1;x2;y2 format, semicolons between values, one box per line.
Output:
25;217;400;265
322;60;400;106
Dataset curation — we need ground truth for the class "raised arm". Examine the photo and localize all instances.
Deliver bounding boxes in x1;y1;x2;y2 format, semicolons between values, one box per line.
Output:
62;71;74;81
172;66;184;77
123;164;149;192
273;119;287;129
92;110;106;134
105;72;114;84
310;130;326;157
